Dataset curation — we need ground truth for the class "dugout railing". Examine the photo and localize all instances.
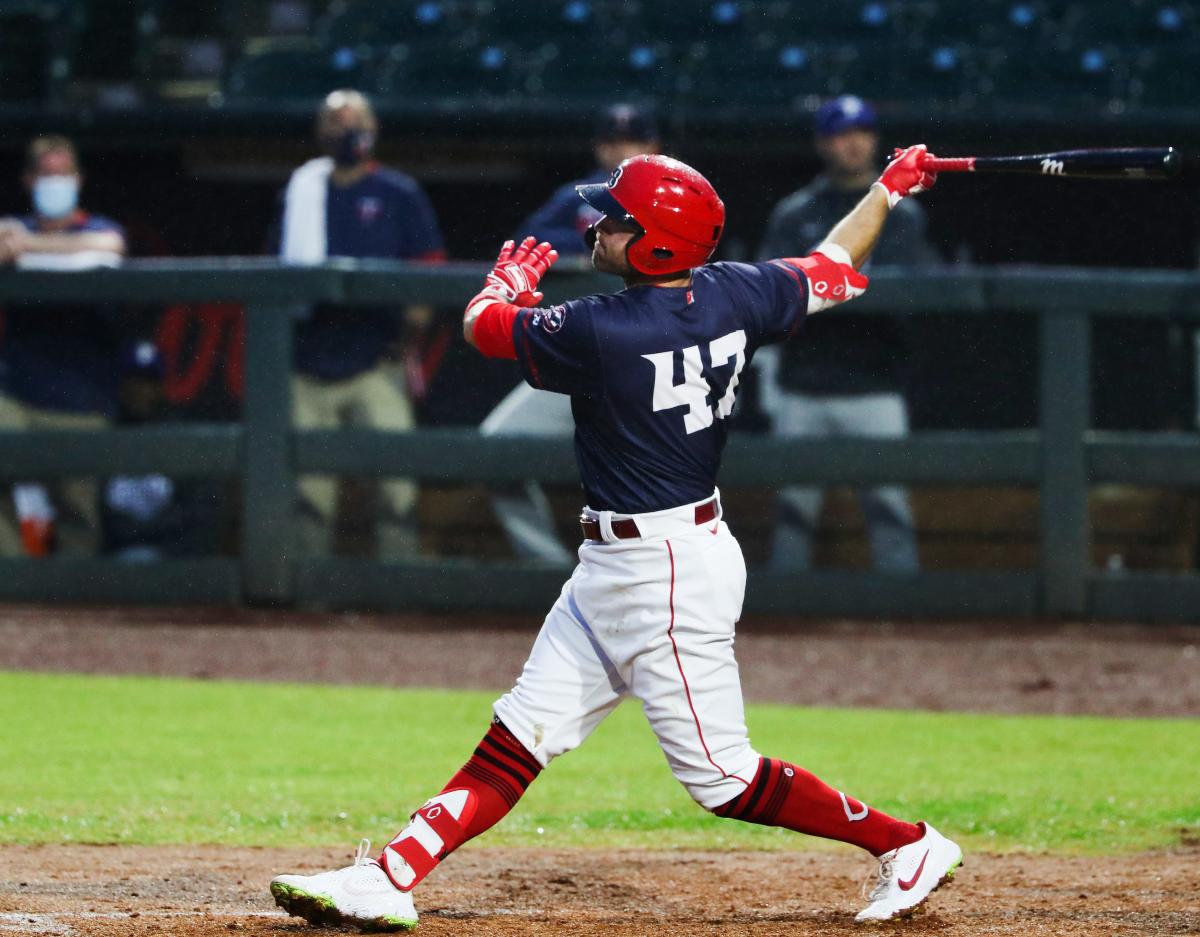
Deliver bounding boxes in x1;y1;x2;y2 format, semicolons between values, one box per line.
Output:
0;260;1198;621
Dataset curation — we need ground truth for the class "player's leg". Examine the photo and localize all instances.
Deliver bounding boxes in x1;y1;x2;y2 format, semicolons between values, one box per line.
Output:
350;366;419;559
832;393;920;574
630;529;959;919
378;584;625;883
271;582;624;931
480;382;574;564
769;391;830;571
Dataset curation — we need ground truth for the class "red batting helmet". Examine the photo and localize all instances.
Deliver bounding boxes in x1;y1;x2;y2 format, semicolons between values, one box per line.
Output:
577;155;725;276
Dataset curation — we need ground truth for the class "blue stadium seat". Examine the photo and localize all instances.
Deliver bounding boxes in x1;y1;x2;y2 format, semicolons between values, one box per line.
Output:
482;0;631;42
376;40;523;101
529;39;675;101
317;0;458;50
684;39;828;107
1067;0;1198;42
223;42;367;101
1129;41;1200;108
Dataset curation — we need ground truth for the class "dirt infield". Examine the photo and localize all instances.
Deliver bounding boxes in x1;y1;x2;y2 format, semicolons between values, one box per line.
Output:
2;604;1198;935
1;843;1198;937
1;605;1198;716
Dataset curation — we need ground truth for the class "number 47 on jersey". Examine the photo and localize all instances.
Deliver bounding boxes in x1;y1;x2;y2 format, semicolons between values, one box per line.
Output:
642;329;747;434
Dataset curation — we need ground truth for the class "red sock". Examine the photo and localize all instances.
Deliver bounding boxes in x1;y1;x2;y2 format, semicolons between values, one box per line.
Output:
447;718;541;839
380;719;540;889
712;757;922;856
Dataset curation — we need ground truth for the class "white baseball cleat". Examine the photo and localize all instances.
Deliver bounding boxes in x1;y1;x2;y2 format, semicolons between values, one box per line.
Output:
271;839;418;932
855;822;962;923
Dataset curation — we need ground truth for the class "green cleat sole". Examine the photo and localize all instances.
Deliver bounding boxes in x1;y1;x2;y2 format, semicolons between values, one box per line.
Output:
271;881;418;932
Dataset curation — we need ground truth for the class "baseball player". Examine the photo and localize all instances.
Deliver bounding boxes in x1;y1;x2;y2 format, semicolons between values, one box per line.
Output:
271;146;963;930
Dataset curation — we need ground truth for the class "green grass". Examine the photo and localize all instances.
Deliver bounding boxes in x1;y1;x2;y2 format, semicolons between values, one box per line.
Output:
1;671;1196;853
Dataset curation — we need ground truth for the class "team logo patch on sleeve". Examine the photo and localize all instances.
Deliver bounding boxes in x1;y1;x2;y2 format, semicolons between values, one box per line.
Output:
531;305;566;333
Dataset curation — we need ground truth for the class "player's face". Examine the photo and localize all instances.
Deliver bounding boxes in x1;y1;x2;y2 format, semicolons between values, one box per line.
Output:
590;215;640;275
817;128;879;177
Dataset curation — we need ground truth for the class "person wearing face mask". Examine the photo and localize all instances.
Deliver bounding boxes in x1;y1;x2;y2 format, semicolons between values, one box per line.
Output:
756;97;942;575
275;89;446;560
0;135;126;557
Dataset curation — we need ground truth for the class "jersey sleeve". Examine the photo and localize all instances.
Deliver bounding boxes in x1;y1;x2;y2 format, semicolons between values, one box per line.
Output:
738;260;809;345
512;297;602;397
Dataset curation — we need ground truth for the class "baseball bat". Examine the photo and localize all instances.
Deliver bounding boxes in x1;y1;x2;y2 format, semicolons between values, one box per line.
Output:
919;146;1180;180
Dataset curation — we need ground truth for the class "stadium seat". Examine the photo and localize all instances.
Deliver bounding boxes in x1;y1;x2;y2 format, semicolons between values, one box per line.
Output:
223;41;367;101
529;40;676;101
1066;0;1198;42
0;11;49;101
684;39;828;108
376;40;523;102
318;0;459;50
482;0;632;42
1129;41;1200;108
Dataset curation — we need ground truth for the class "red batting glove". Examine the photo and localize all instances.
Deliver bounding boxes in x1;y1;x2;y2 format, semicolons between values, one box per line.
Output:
874;144;938;209
482;236;559;308
791;249;870;313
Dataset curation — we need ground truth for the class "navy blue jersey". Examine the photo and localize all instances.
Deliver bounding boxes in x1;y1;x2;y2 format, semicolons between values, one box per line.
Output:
513;261;808;513
290;165;445;380
0;212;124;415
517;168;606;256
325;165;444;260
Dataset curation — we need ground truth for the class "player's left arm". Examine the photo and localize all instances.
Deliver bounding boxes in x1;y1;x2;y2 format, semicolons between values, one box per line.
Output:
464;236;558;358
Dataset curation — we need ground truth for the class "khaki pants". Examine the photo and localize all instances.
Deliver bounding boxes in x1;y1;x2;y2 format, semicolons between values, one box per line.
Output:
0;393;107;557
292;366;417;558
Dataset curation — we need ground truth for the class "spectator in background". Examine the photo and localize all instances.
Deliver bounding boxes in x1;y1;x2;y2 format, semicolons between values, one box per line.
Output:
481;105;660;563
519;103;661;256
757;97;939;574
102;341;228;560
0;135;126;557
277;89;445;559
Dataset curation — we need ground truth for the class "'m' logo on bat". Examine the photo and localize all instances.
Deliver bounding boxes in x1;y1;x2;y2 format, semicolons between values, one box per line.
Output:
1041;158;1065;175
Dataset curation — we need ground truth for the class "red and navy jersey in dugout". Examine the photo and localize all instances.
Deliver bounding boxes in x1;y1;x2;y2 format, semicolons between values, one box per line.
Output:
513;260;808;515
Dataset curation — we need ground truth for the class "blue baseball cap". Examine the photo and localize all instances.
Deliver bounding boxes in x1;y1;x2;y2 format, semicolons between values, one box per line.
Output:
595;103;659;143
814;95;877;137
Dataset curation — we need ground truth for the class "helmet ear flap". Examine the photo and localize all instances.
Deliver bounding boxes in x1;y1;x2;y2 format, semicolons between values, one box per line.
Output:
583;224;598;250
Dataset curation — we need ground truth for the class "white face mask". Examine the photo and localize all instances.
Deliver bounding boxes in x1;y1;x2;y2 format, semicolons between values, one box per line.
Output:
33;175;79;219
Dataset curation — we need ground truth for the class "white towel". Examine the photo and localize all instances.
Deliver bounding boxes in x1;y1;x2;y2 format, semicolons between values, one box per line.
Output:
280;156;334;265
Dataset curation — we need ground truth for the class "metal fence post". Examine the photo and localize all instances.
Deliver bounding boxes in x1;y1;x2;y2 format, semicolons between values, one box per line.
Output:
1039;311;1091;616
241;303;295;604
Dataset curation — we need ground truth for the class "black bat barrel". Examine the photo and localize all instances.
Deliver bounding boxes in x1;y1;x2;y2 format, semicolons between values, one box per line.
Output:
973;147;1180;180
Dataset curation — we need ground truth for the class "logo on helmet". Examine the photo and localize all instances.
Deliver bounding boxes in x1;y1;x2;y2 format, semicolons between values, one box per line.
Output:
607;165;624;188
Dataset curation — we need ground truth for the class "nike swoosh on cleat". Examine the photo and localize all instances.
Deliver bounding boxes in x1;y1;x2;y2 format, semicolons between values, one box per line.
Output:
708;523;719;534
897;850;930;891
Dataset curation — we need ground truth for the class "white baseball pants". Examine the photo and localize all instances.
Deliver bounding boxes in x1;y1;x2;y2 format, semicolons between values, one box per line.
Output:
494;492;760;809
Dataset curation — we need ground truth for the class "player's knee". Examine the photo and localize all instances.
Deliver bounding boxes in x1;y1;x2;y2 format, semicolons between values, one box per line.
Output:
673;755;762;813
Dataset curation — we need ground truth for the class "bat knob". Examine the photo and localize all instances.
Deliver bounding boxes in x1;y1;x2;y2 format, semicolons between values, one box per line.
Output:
1163;147;1182;178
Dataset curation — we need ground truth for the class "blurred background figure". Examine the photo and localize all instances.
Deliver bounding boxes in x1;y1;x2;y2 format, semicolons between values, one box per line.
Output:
757;97;940;574
481;104;661;564
518;103;661;256
277;89;446;560
102;341;228;561
0;135;126;557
